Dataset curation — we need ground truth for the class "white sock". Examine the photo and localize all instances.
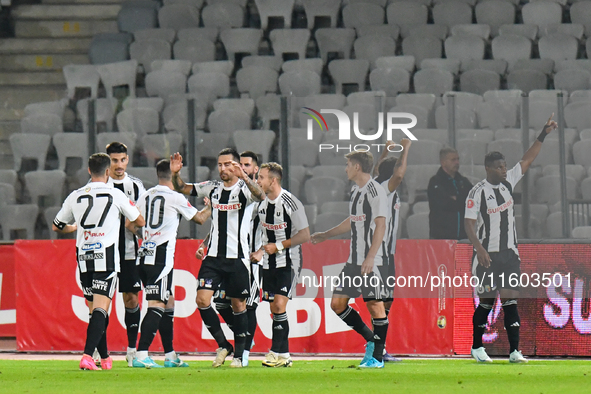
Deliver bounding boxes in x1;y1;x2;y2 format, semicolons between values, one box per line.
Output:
136;350;149;360
279;352;290;358
243;350;250;358
165;351;177;361
127;347;136;353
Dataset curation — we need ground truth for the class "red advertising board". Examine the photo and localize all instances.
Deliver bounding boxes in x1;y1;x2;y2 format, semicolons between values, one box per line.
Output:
0;244;16;337
15;239;455;355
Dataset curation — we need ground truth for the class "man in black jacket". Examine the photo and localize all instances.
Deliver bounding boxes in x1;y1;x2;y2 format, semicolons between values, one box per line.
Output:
427;147;473;239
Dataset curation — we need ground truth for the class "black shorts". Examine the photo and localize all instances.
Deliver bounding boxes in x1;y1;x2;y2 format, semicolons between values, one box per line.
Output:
119;259;141;293
198;256;250;299
378;254;395;302
213;263;262;306
139;264;173;303
80;270;118;302
472;249;521;295
333;263;386;302
262;266;297;301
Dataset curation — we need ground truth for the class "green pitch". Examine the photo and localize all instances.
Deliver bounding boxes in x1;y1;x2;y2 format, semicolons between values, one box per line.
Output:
0;359;590;394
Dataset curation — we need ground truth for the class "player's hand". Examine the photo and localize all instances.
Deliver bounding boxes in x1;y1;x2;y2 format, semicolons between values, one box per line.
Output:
230;161;246;179
311;232;327;244
543;113;558;134
476;246;491;269
203;197;210;206
195;246;206;260
263;243;278;255
361;257;374;276
170;152;184;173
250;249;264;263
400;138;412;150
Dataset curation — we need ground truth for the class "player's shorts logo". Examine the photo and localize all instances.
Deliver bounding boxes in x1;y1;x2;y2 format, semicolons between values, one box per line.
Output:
467;199;474;209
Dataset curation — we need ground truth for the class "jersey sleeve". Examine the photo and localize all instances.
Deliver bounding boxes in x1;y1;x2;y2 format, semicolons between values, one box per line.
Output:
191;181;217;198
380;179;393;196
507;162;524;189
135;191;148;218
290;196;309;232
53;193;75;229
465;186;482;220
370;182;388;221
176;193;199;221
136;180;147;201
115;189;141;222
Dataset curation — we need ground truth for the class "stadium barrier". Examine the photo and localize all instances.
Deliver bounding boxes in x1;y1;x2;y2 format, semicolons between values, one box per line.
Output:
1;240;590;356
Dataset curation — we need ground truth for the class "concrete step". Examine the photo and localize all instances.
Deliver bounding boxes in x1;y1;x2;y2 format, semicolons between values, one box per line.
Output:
12;4;121;20
15;20;118;38
0;38;92;54
0;71;66;86
0;54;89;71
0;87;66;110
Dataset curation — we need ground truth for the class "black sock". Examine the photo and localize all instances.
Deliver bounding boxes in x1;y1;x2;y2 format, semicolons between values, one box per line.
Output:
337;306;374;342
233;309;248;360
158;308;175;354
97;315;110;359
216;302;234;332
244;306;257;351
472;302;493;349
199;305;231;350
138;307;164;352
84;308;107;356
271;312;290;353
503;300;520;353
372;317;388;362
125;305;140;349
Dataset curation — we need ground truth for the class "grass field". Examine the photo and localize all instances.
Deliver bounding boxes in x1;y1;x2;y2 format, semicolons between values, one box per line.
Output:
1;359;590;394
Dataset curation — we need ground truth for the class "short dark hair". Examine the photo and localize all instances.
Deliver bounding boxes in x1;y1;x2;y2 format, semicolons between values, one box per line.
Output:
484;151;506;167
88;153;111;176
345;151;374;174
260;162;282;180
106;141;128;155
218;147;240;162
439;147;458;161
156;159;171;180
240;151;259;166
375;157;397;184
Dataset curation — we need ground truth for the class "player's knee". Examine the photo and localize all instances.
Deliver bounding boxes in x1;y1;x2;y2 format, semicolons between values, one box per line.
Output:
330;298;347;314
196;294;211;309
123;292;139;308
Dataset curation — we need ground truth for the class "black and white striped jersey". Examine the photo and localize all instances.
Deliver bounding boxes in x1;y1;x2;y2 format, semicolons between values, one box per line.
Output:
191;179;257;260
136;185;198;274
380;180;400;257
257;189;309;270
54;182;141;273
348;179;388;266
465;163;523;254
108;173;146;261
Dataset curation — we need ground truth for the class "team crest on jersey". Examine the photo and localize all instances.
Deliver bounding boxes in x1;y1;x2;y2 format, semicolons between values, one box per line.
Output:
276;211;281;217
84;231;91;240
84;187;91;193
467;199;474;208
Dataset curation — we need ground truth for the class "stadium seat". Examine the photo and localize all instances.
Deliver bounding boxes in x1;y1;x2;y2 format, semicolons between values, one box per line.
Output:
304;176;347;205
311;165;349;185
96;60;138;99
320;201;350;215
555;70;591;94
289;139;318;167
376;55;415;72
555;60;591;74
435;105;478;129
542;164;586;183
193;60;234;76
242;55;283;71
404;164;440;204
444;35;485;62
582;177;591;199
158;4;200;30
237;66;279;100
88;33;132;64
255;0;295;30
130;39;171;73
23;101;65;119
494;128;534;143
213;98;255;117
354;35;396;69
573;140;591;168
195;131;232;161
302;0;340;29
201;2;244;28
474;0;515;36
328;59;369;95
460;69;501;96
390;105;429;128
533;139;573;168
173;38;216;63
487;139;523;167
443;91;482;112
538;34;578;63
177;27;218;42
9;133;49;171
256;94;280;130
498;24;538;41
188;72;230;99
369;67;410;96
282;59;323;75
63;64;100;99
406;212;429;239
270;29;310;60
535;175;577;204
134;28;176;44
460;59;507;75
512;58;554;75
581;128;591;140
127;167;157;189
412;201;430;214
565;101;591;130
20;113;62;136
162;100;207;138
506;69;547;93
528;98;559;130
570;1;591;38
395;93;437;113
572;226;591;239
279;69;321;97
420;58;461;75
402;35;443;65
406;140;443;165
141;133;183;165
457;128;493;143
432;1;473;29
151;59;192;76
25;170;66;208
342;2;385;28
315;28;356;64
413;68;453;96
145;70;187;98
0;170;17;190
208;109;251;134
386;2;429;37
450;24;490;39
233;130;275;163
476;100;518;130
43;206;61;240
491;34;532;68
220;28;262;62
483;88;522;104
52;133;88;173
117;3;158;33
356;24;400;41
407;24;448;40
539;23;584;40
313;212;350;239
522;1;562;27
116;108;160;138
0;203;39;240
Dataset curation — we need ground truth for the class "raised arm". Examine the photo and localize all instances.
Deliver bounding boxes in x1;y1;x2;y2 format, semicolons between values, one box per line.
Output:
170;152;194;195
230;161;265;201
520;114;558;174
387;138;411;193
